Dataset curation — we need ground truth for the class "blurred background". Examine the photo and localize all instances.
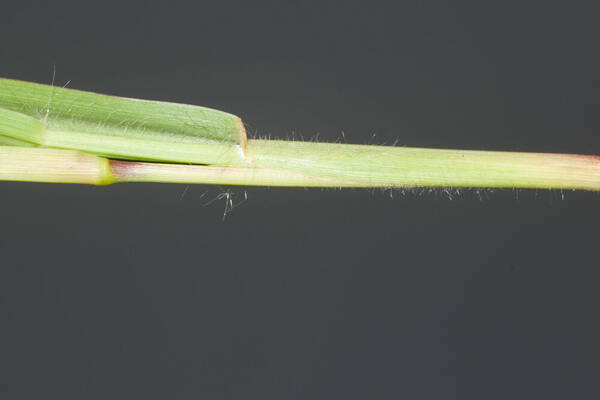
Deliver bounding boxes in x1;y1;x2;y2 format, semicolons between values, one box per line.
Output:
1;1;600;398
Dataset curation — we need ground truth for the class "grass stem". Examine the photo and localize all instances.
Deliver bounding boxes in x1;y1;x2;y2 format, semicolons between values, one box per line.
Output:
2;143;599;190
1;78;599;190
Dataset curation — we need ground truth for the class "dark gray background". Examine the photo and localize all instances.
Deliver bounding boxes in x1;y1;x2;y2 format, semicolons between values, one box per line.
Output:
2;1;600;398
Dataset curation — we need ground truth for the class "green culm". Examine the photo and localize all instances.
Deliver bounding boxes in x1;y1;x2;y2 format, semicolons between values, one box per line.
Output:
1;78;599;190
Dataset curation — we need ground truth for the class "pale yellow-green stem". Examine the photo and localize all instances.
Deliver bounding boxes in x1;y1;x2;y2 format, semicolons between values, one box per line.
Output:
2;144;600;190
